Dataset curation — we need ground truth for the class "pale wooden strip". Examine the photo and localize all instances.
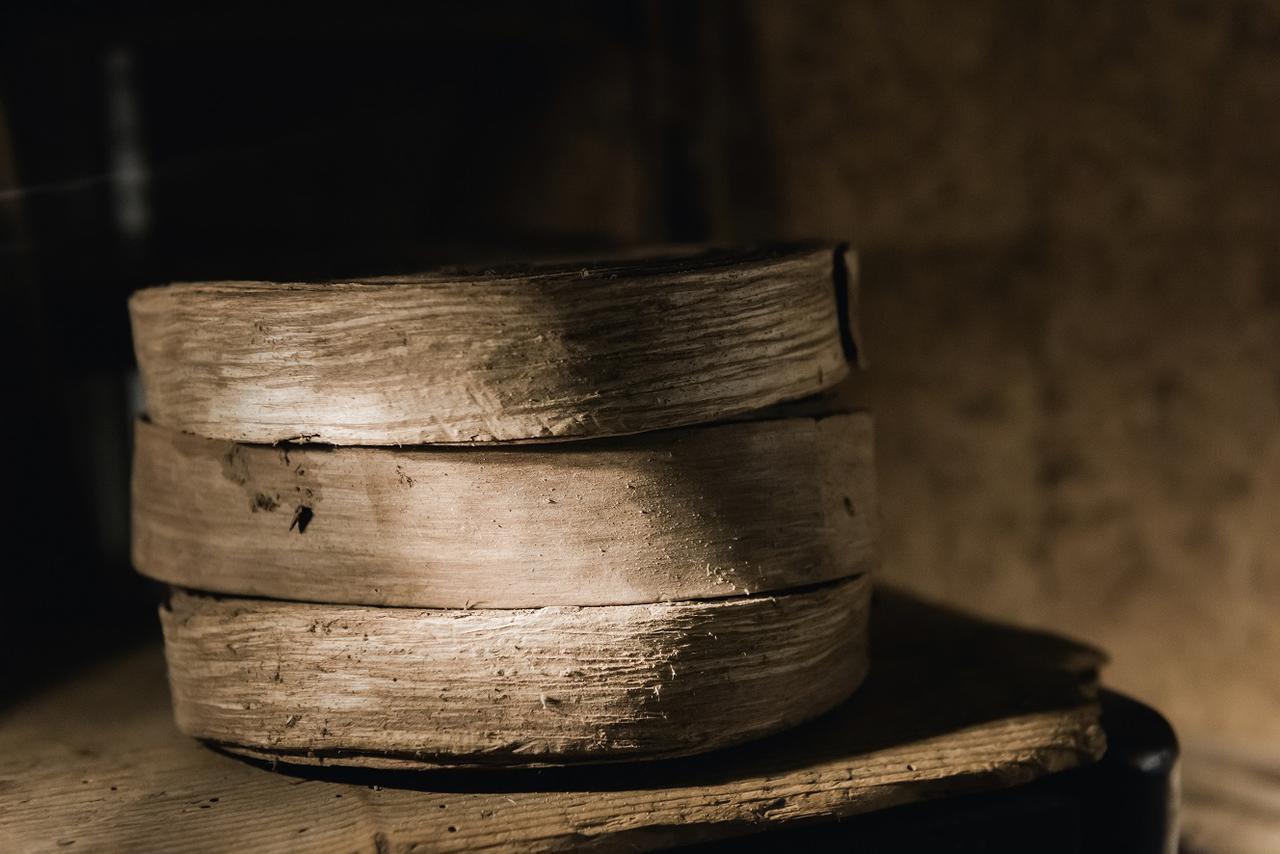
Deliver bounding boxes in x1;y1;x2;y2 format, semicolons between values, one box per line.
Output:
132;413;877;607
0;589;1104;852
128;245;858;445
161;576;871;767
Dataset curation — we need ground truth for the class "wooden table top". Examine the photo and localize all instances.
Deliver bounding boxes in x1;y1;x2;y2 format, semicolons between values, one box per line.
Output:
0;589;1105;852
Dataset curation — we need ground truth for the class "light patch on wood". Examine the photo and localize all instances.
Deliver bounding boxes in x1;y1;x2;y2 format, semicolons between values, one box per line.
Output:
128;245;860;445
132;414;877;607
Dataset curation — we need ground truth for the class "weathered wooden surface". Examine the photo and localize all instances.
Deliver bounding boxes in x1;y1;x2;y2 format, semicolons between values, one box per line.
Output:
0;589;1105;853
133;414;876;607
161;576;870;767
128;245;859;445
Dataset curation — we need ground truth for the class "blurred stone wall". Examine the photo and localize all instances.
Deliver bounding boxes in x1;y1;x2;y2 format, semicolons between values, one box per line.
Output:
734;0;1280;755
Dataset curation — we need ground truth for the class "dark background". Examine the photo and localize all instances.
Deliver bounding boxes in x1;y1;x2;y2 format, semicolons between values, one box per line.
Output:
3;2;715;693
3;4;1278;848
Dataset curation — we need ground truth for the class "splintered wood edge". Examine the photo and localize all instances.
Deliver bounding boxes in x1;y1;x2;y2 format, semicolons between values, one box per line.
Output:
210;707;1106;840
160;576;871;768
133;413;878;607
128;244;860;445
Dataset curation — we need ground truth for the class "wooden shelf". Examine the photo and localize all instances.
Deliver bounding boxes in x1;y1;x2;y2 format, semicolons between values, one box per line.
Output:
0;589;1105;852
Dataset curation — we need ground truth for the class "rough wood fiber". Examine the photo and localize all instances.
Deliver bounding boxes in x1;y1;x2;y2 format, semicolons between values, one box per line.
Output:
128;245;859;445
160;576;870;768
0;589;1105;852
133;414;876;607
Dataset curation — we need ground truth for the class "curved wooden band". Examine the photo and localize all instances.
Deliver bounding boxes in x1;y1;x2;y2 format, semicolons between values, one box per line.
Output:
128;245;859;445
161;575;871;768
132;414;877;608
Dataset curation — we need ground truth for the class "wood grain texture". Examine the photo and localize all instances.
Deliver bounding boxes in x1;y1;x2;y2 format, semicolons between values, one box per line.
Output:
0;589;1105;853
161;576;870;768
128;245;859;445
132;413;877;607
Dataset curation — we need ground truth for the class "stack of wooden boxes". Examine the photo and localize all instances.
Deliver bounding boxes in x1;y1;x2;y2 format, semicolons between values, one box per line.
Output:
127;245;878;769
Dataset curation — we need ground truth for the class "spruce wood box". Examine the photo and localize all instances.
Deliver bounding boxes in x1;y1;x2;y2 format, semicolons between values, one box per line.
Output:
129;245;862;445
133;413;876;608
162;577;871;768
128;244;877;767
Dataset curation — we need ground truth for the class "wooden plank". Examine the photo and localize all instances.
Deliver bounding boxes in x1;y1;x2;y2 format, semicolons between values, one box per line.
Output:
133;414;877;607
0;589;1104;853
128;245;859;445
161;576;870;767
